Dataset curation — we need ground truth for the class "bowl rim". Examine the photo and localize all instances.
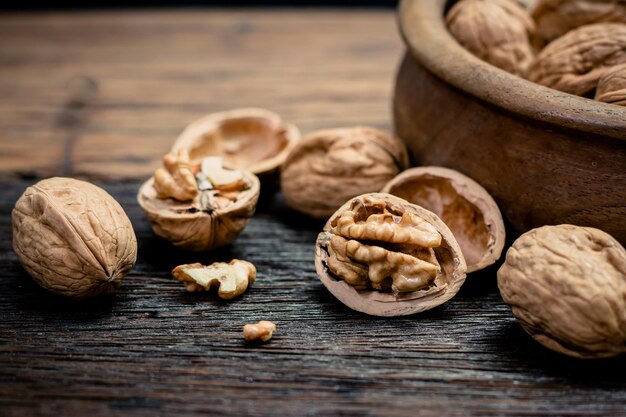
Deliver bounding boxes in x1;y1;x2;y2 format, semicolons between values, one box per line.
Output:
398;0;626;141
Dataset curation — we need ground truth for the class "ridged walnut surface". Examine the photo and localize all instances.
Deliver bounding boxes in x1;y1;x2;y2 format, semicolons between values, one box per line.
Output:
595;63;626;105
498;224;626;359
281;127;409;219
528;23;626;95
446;0;539;76
12;177;137;299
532;0;626;42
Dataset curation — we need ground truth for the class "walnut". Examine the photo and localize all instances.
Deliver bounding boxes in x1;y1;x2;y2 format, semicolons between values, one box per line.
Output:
280;127;409;219
172;259;256;299
138;156;259;251
528;23;626;96
12;177;137;299
382;167;505;273
498;225;626;359
243;320;276;343
171;108;300;181
532;0;626;42
446;0;540;76
315;193;467;316
153;149;198;202
595;63;626;105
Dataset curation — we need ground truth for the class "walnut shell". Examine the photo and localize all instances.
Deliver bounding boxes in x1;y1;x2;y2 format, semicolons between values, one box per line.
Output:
532;0;626;42
170;108;300;181
382;167;505;273
12;177;137;299
595;63;626;105
498;225;626;359
281;127;409;219
137;170;260;251
528;23;626;96
315;193;467;316
446;0;540;76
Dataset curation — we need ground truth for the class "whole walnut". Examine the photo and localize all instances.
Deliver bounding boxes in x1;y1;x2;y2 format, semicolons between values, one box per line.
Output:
12;177;137;299
446;0;540;76
498;225;626;359
595;63;626;105
280;127;409;219
528;23;626;96
532;0;626;42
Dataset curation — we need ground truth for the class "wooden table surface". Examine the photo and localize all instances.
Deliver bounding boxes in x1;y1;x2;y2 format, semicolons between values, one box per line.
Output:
1;9;625;417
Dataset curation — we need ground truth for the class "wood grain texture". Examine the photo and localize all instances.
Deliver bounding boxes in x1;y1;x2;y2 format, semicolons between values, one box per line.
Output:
1;9;626;417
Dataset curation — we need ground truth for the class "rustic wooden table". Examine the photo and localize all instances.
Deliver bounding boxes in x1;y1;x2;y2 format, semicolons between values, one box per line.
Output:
1;9;625;417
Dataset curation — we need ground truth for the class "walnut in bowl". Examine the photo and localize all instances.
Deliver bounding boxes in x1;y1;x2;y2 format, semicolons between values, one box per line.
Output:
382;166;505;273
171;108;300;182
138;150;259;251
315;193;467;316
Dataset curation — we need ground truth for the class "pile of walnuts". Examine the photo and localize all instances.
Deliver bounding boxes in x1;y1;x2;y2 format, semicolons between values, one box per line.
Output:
447;0;626;105
10;83;626;355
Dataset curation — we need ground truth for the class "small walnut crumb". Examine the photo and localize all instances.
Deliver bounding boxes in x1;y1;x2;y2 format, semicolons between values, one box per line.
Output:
154;149;199;202
172;259;256;300
243;320;276;343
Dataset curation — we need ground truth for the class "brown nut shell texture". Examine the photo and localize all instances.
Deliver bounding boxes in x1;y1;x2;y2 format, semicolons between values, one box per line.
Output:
595;63;626;105
498;225;626;359
12;177;137;299
171;108;300;180
382;167;505;273
528;23;626;96
446;0;540;76
281;127;409;219
532;0;626;42
315;193;467;316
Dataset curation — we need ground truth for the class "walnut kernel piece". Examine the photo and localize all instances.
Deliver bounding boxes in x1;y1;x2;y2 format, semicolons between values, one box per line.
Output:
595;63;626;106
171;108;300;180
138;161;259;251
382;167;505;273
532;0;626;42
198;156;245;191
528;23;626;96
243;320;276;343
154;149;198;202
446;0;540;76
12;177;137;299
498;225;626;359
315;193;467;316
172;259;256;299
281;127;409;219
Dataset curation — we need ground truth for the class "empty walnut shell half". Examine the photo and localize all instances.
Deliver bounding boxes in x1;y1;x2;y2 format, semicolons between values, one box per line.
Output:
281;127;409;219
382;167;505;273
170;108;300;181
315;193;467;316
137;170;260;251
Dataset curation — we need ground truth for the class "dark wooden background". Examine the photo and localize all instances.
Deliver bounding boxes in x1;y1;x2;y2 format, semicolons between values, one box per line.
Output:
1;9;625;417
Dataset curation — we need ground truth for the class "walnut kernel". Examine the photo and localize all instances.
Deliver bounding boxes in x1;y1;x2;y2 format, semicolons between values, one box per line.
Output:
315;193;466;316
153;149;199;202
172;259;256;299
243;320;276;343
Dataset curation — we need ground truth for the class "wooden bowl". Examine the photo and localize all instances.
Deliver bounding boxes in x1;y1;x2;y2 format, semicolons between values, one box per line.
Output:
394;0;626;243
